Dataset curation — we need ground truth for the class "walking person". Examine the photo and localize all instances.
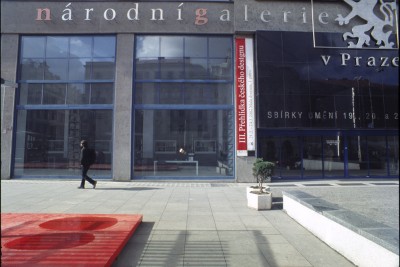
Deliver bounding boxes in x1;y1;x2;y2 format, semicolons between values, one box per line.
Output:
78;140;97;189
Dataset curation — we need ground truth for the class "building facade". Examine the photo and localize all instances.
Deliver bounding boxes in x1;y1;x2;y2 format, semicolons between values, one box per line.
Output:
1;0;399;181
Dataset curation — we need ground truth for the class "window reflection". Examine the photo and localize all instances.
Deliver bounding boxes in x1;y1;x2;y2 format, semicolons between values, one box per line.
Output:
67;84;90;104
388;136;399;176
45;59;68;80
136;35;232;80
209;37;232;58
21;59;45;80
16;35;116;178
135;83;232;105
256;31;397;178
136;36;160;57
22;37;45;58
91;83;114;104
185;37;207;57
92;58;115;80
134;35;234;178
43;84;66;104
135;58;159;80
160;58;184;79
46;37;69;58
19;84;42;105
186;58;208;79
14;109;113;176
161;36;183;57
20;36;116;83
70;37;92;57
19;36;116;106
209;58;232;80
93;37;116;57
68;58;92;80
134;109;233;177
256;31;399;129
159;83;182;104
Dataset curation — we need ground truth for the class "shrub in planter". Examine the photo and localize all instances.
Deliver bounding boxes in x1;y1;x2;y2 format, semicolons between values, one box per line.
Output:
247;158;275;210
252;158;275;193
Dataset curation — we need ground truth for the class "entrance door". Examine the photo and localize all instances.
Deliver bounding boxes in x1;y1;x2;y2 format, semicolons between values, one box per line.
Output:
323;136;344;178
388;136;399;176
302;136;323;178
347;135;388;177
258;136;302;178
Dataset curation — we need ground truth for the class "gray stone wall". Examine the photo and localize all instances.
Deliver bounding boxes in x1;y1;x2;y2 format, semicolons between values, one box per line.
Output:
1;34;19;179
236;156;256;183
112;34;134;181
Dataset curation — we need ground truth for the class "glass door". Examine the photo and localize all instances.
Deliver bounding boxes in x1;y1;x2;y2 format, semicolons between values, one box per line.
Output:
258;136;302;178
347;135;388;177
388;136;399;176
302;136;323;178
257;130;397;179
323;136;345;177
279;137;302;178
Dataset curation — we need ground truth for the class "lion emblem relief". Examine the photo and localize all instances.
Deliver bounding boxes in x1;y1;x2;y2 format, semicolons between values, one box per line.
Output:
335;0;398;48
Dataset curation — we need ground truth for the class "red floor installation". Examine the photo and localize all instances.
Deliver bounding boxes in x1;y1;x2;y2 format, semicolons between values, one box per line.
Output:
1;213;143;266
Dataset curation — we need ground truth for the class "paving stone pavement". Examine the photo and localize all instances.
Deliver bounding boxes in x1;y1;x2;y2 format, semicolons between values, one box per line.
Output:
1;179;398;267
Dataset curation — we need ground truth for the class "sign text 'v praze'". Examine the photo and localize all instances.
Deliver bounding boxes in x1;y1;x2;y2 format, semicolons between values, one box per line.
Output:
321;53;399;67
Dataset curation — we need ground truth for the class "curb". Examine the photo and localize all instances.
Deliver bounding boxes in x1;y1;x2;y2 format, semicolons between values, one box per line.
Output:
282;190;399;267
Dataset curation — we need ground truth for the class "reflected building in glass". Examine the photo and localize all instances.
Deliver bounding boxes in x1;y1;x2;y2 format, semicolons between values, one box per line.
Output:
256;31;398;179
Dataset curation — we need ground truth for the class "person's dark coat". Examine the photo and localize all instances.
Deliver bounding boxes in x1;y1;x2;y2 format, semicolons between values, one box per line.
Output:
80;147;91;167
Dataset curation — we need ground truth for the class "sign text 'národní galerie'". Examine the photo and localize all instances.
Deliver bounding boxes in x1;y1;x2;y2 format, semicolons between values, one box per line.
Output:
2;1;399;36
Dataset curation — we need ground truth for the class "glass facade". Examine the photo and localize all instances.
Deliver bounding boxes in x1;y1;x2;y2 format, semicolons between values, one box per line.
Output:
256;31;399;178
14;36;115;177
258;131;398;178
257;31;398;129
9;31;397;180
133;35;234;178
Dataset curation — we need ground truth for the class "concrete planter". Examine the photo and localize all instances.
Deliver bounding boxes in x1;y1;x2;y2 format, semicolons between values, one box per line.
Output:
247;191;272;210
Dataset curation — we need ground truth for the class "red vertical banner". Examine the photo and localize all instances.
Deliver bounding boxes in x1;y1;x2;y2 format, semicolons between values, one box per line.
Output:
235;38;247;156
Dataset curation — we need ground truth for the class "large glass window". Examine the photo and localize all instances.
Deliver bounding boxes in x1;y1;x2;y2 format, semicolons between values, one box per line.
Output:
14;110;113;177
256;31;398;179
347;135;388;177
256;31;399;129
388;136;399;176
15;36;116;177
134;35;234;178
134;110;233;177
258;131;397;179
136;36;232;81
